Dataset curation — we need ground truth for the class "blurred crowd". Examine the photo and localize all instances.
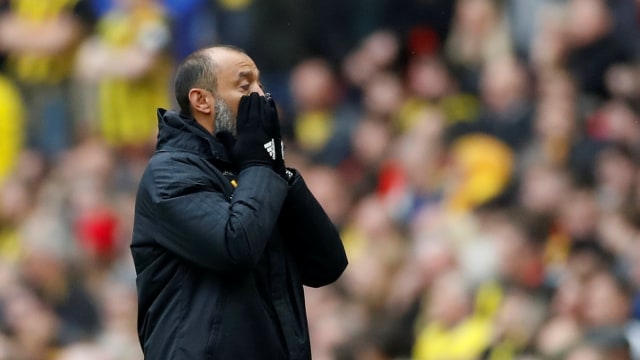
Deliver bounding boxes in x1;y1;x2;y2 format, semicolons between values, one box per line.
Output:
0;0;639;359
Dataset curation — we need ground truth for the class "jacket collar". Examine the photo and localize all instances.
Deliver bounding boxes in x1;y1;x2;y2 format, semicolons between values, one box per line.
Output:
155;108;234;168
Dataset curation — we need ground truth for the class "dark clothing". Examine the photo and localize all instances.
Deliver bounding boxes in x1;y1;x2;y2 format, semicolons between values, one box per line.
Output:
567;31;633;97
446;102;534;151
131;109;348;359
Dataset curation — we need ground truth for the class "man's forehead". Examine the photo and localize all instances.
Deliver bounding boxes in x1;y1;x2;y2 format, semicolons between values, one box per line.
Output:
209;48;259;78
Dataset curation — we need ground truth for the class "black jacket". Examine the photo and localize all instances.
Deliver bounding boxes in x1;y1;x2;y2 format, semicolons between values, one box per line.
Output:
131;109;348;359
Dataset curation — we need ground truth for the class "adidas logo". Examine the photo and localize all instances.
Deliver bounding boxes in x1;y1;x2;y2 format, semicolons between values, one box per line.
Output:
264;139;276;160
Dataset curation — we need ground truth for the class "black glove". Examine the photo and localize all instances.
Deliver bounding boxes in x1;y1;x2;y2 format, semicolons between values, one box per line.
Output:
231;93;286;178
265;94;287;178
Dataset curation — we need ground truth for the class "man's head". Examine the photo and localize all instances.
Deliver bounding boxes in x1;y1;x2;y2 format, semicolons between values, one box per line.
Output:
174;46;265;135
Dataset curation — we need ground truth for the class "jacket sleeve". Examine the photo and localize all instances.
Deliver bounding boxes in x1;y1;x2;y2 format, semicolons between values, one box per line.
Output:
149;163;288;272
280;171;348;287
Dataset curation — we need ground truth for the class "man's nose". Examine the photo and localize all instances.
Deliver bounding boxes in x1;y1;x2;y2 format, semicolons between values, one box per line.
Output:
251;84;265;96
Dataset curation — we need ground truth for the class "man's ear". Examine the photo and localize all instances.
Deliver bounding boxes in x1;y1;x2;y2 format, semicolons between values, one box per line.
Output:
188;89;214;115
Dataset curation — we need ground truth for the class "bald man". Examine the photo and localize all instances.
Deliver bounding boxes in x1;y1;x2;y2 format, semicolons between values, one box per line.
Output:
131;46;348;359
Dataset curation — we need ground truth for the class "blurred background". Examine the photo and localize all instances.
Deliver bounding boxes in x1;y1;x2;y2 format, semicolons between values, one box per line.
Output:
0;0;639;359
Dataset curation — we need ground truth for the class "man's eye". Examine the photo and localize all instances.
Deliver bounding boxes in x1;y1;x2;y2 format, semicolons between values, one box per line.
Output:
240;84;250;91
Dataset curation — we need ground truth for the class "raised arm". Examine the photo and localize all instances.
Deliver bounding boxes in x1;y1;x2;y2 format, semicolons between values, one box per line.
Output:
280;171;348;287
139;162;288;272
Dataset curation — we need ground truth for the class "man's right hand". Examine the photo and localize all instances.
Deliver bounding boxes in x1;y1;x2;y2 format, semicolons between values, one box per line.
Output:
231;93;285;176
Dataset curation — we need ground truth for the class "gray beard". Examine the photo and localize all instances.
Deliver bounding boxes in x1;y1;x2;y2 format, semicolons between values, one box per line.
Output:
214;98;237;137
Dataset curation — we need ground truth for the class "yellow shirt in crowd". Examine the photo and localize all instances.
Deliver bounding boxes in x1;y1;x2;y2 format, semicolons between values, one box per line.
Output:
6;0;79;84
97;4;170;146
0;75;24;262
0;75;23;183
413;316;493;360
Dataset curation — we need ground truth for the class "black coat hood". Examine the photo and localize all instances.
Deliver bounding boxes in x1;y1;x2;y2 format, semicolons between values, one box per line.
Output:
156;108;233;167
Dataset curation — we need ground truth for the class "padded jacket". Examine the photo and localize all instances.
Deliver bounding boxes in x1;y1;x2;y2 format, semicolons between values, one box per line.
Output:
131;109;348;359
